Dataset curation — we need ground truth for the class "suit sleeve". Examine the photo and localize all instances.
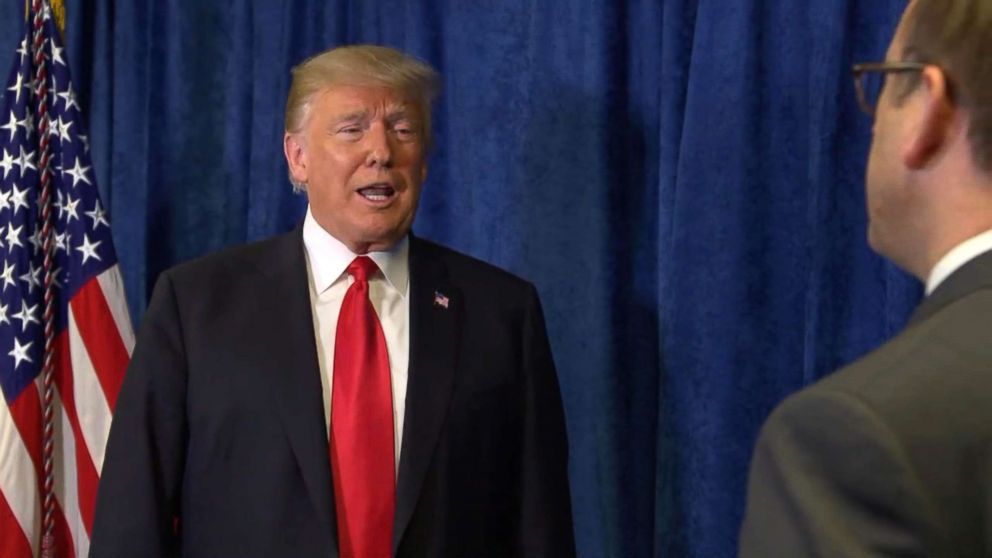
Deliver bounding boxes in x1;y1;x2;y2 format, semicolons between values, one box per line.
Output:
738;389;938;557
517;284;576;557
90;272;188;558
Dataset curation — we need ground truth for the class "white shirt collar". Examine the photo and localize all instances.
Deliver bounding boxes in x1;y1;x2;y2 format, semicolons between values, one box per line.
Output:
302;206;409;296
925;228;992;295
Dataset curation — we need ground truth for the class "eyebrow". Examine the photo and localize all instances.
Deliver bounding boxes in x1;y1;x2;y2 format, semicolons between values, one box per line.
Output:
331;111;367;125
386;110;416;123
332;107;414;120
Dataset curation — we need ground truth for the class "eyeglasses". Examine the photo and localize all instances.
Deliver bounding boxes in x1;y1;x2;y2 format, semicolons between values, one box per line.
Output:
851;62;927;117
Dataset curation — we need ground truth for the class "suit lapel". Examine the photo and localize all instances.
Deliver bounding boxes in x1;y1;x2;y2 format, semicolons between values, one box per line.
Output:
393;237;461;554
909;249;992;327
251;226;338;556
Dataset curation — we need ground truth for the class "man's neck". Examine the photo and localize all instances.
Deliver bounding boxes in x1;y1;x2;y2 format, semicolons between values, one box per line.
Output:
924;227;992;295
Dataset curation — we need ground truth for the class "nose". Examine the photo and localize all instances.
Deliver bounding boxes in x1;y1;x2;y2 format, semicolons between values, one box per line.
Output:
364;123;393;169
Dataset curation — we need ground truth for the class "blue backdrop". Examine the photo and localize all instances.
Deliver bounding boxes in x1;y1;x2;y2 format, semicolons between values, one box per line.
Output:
0;1;921;556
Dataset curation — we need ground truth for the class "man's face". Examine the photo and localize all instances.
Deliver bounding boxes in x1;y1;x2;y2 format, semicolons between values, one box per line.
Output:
864;5;917;259
286;85;427;253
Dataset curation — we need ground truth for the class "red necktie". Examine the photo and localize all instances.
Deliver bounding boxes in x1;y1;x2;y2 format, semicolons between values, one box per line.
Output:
330;256;395;558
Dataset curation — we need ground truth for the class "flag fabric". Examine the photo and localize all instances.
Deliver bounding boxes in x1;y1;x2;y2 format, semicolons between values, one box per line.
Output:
0;3;134;558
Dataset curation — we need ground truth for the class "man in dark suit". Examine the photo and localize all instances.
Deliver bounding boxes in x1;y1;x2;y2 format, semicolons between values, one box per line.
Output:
739;1;992;556
90;45;575;557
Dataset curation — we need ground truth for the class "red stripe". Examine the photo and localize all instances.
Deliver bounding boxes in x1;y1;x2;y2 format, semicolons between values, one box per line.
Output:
69;277;129;411
8;345;90;555
9;383;44;493
53;331;100;535
0;489;33;558
6;380;48;554
51;498;78;558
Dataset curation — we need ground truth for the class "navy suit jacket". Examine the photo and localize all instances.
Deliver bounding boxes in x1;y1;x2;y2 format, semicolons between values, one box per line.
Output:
90;227;575;557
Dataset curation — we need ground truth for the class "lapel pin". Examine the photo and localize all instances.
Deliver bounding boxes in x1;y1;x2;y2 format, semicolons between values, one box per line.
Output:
433;290;450;309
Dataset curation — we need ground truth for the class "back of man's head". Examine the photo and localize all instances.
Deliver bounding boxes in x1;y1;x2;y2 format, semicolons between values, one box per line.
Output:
901;0;992;173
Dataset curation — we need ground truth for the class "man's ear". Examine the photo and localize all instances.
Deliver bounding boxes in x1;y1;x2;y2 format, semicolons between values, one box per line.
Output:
904;66;955;169
284;132;308;184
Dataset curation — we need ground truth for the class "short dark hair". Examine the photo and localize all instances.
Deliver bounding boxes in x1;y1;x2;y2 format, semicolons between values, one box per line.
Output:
901;0;992;171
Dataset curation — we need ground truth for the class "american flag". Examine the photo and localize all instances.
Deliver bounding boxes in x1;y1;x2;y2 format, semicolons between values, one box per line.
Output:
0;3;134;558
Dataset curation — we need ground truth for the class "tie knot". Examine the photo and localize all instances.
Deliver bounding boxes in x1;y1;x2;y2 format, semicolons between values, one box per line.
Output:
347;256;379;283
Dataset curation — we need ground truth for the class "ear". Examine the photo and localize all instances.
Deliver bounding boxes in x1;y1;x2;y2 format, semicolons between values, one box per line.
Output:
420;160;428;184
284;132;309;184
903;66;955;169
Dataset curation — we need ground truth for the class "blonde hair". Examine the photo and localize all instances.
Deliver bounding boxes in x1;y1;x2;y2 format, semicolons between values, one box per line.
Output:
285;44;440;139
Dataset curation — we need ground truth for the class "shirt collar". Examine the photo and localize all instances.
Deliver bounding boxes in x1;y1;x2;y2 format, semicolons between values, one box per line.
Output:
302;206;409;296
925;228;992;295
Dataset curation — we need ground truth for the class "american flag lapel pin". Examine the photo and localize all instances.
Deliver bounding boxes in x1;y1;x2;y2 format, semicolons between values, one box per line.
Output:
433;290;450;309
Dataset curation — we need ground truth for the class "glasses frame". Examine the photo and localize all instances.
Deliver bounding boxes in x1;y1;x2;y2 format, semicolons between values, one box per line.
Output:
851;62;928;117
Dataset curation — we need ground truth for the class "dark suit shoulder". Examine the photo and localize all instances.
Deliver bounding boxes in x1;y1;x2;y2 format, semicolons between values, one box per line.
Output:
163;229;300;286
763;287;992;555
145;229;307;335
410;237;545;333
741;384;941;557
815;286;992;407
415;237;533;289
799;288;992;471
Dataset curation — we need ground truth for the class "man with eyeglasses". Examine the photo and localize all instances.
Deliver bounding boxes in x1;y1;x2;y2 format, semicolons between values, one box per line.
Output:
740;1;992;555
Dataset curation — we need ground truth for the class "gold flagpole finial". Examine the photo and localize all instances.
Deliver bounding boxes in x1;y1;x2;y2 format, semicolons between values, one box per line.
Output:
24;0;67;36
51;0;67;35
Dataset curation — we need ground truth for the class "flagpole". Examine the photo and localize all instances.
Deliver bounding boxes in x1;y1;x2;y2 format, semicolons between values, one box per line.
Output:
27;0;58;556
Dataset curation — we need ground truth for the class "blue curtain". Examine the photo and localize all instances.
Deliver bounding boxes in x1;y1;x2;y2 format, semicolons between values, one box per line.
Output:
0;1;921;556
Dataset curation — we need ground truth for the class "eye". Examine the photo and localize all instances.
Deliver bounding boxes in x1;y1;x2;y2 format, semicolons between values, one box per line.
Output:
392;123;419;141
336;124;363;140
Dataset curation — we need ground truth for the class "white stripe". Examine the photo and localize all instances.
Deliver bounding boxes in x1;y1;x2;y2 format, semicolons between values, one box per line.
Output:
0;384;40;556
54;388;88;558
67;308;113;473
96;266;136;354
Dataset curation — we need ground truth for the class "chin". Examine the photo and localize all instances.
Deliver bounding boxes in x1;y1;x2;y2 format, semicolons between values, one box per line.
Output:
359;229;406;250
369;217;413;240
866;227;881;254
867;229;897;262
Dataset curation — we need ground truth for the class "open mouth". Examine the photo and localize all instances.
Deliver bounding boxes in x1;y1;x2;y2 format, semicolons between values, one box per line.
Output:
357;184;396;202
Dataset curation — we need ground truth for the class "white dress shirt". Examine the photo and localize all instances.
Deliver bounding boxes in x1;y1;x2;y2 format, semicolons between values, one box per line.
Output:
926;228;992;295
302;207;410;471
